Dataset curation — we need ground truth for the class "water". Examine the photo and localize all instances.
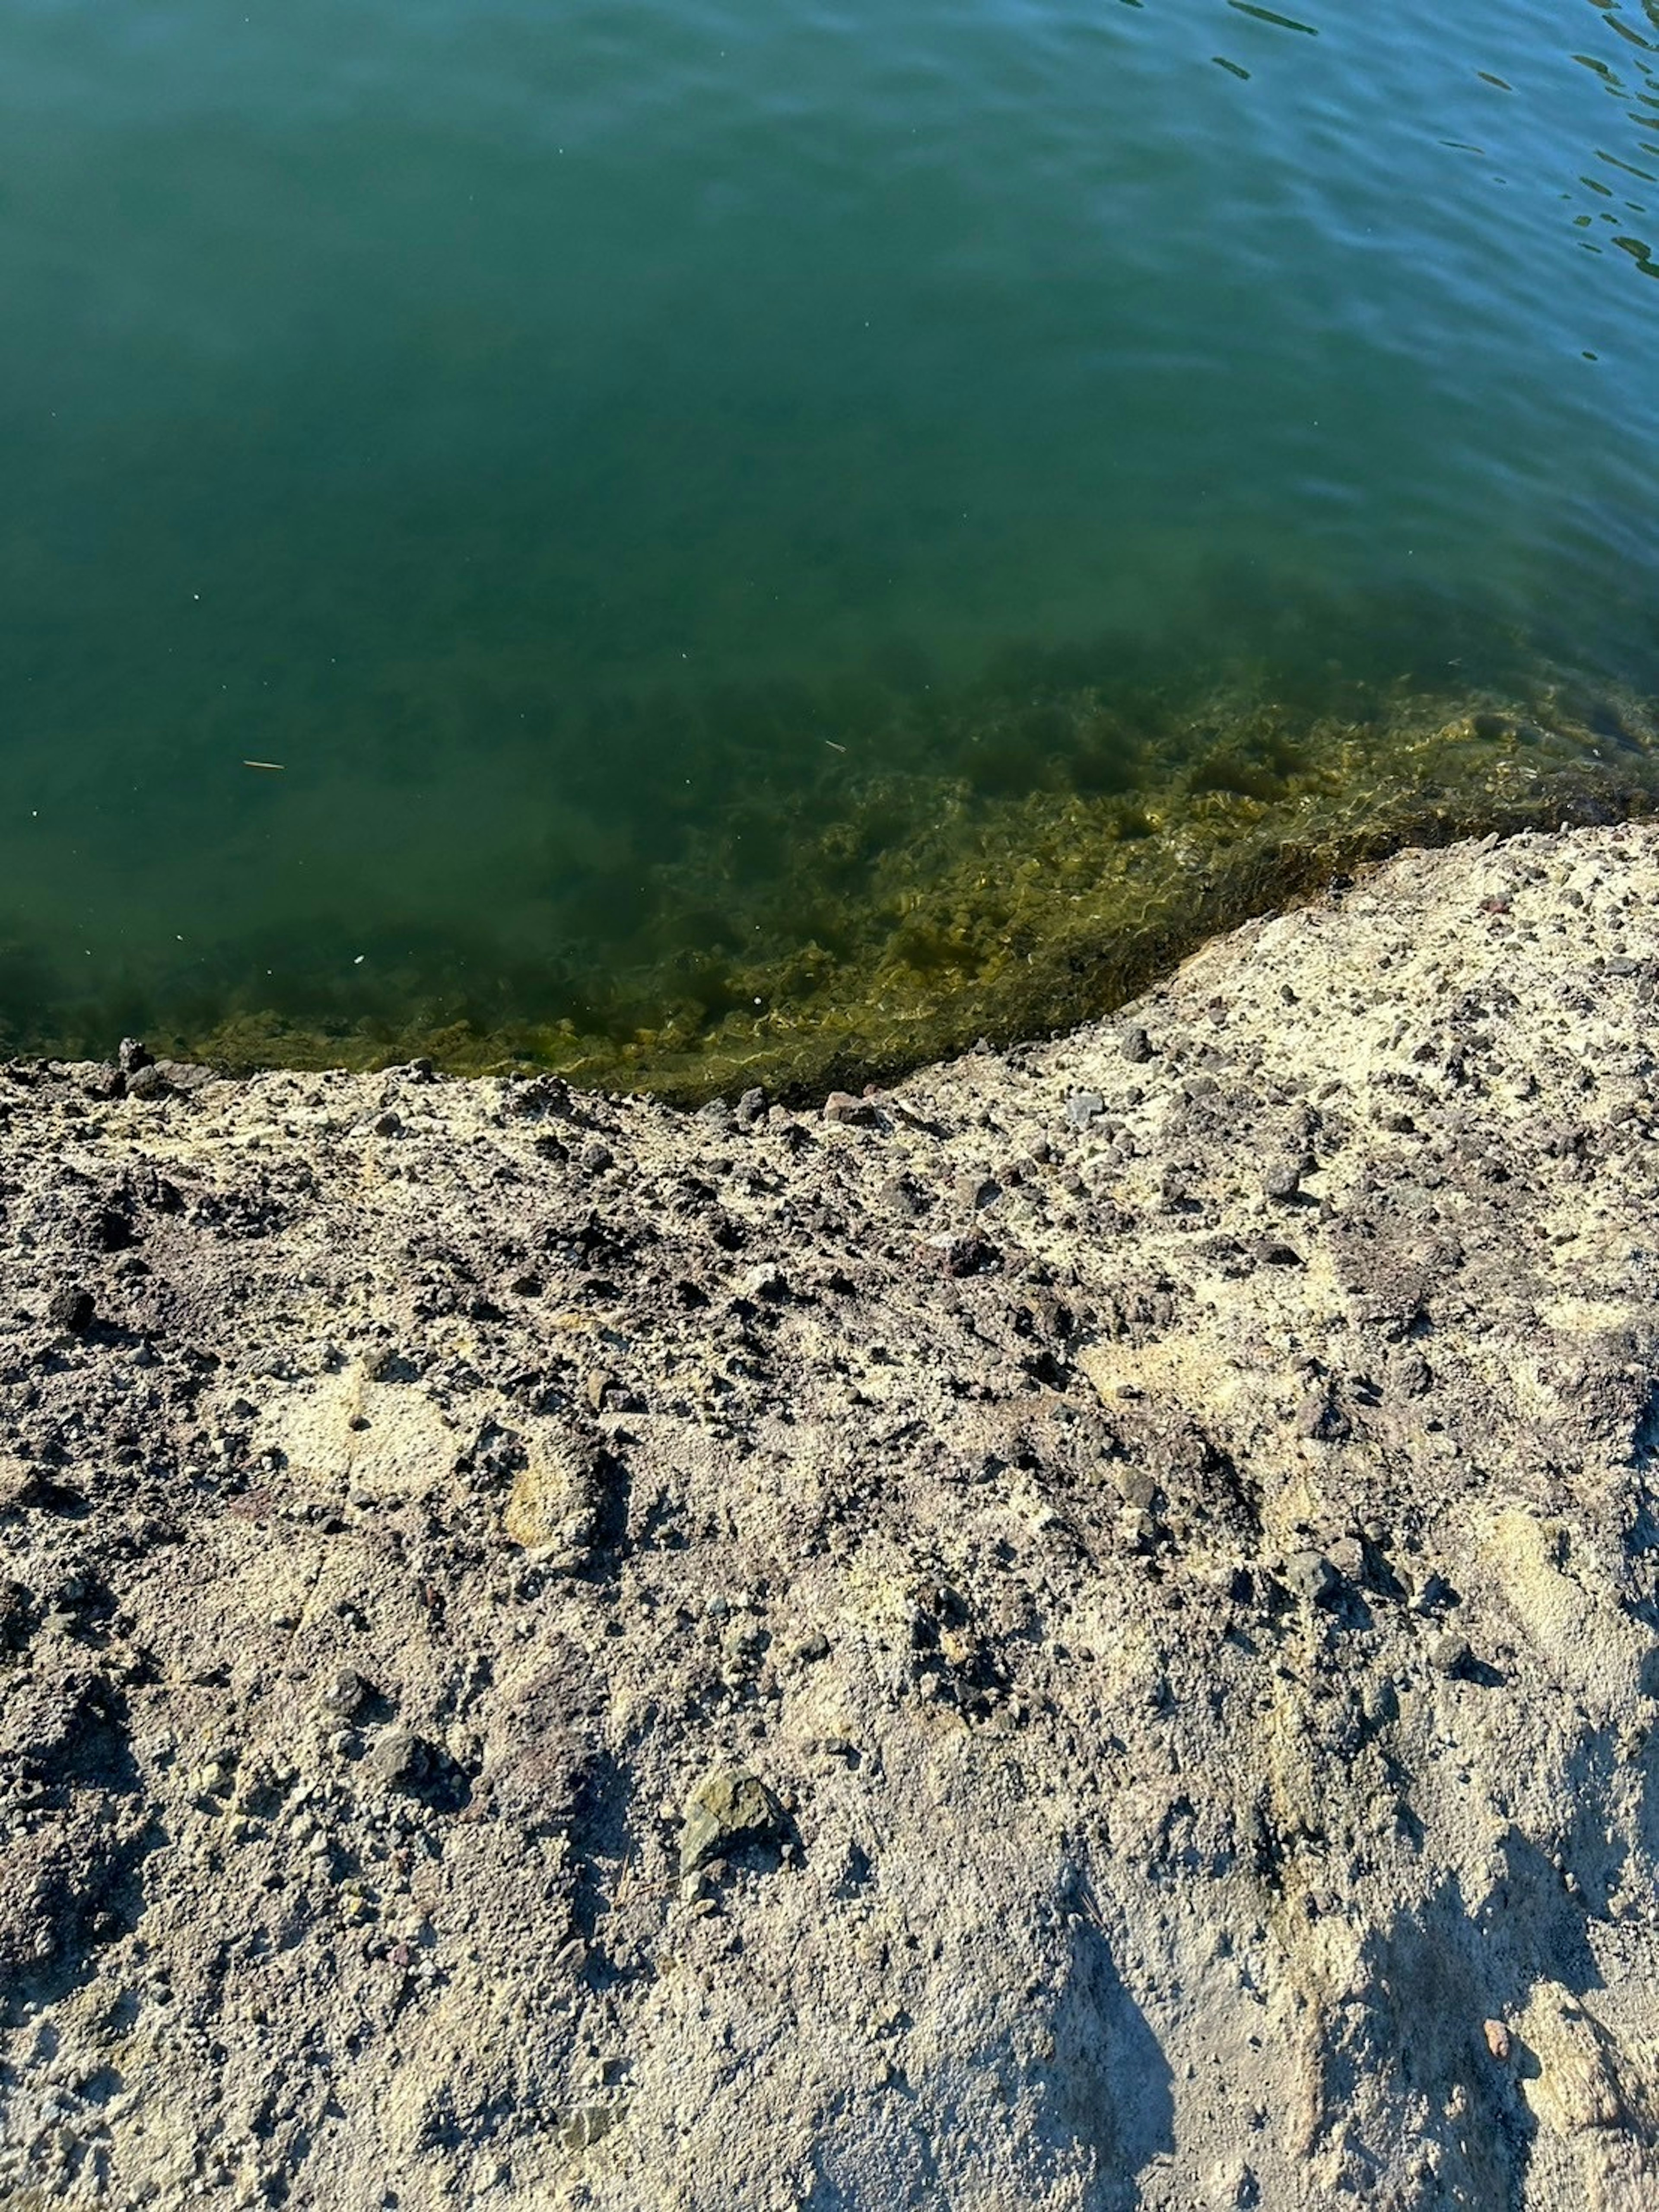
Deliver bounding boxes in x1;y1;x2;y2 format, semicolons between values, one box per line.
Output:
2;0;1658;1090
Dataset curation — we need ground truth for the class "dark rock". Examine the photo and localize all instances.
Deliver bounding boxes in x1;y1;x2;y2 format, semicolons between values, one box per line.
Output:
579;1141;615;1174
10;1669;129;1786
735;1086;767;1131
509;1073;573;1117
880;1173;927;1219
365;1726;436;1791
1393;1353;1433;1398
118;1038;154;1076
139;1170;184;1213
0;1579;37;1652
1286;1550;1342;1607
1296;1387;1350;1443
1121;1025;1154;1063
1262;1160;1304;1204
941;1233;999;1278
0;1814;122;1978
822;1091;875;1127
1431;1633;1473;1678
1113;1464;1157;1509
321;1668;373;1722
46;1285;95;1336
955;1174;1002;1211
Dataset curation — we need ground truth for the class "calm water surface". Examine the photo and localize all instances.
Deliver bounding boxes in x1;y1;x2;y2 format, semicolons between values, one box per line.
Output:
2;0;1658;1082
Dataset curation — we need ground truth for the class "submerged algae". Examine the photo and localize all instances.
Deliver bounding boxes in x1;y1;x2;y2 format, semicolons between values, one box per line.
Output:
189;678;1659;1098
6;606;1658;1099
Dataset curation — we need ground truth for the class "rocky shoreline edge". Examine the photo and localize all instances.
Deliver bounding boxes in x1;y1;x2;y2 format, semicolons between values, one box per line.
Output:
4;821;1659;2209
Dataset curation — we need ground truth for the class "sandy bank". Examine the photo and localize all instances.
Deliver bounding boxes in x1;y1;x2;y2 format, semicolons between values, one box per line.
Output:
4;822;1659;2209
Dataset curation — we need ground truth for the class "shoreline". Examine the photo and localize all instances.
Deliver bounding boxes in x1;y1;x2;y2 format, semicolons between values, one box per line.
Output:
4;820;1659;2206
8;641;1658;1102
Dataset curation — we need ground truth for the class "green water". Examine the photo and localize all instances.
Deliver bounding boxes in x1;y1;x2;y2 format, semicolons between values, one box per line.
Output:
3;0;1658;1091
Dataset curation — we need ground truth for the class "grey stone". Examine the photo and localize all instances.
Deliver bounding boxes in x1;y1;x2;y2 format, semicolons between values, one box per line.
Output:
822;1091;875;1127
365;1726;435;1791
1430;1633;1472;1678
677;1766;785;1878
954;1174;1002;1210
560;2103;623;2152
320;1668;372;1721
1286;1551;1341;1607
154;1059;216;1093
1113;1464;1157;1510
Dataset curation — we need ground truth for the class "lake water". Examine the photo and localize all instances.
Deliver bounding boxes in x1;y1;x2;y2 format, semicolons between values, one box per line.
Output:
3;0;1658;1092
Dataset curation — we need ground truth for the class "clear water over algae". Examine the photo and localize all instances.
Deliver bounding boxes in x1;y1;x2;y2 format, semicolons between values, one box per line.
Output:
9;586;1654;1101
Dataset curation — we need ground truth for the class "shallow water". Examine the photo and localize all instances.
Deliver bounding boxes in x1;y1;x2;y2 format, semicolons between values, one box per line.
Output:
2;0;1658;1087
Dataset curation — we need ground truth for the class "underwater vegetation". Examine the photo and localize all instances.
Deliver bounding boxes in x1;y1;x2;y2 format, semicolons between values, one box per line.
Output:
4;578;1658;1101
